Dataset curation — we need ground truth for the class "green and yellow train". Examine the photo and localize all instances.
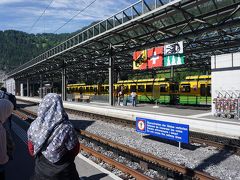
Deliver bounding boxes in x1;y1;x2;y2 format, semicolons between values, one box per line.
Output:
67;75;211;105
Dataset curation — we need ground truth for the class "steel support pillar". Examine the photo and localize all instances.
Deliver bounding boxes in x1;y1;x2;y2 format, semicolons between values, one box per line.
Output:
109;44;114;106
32;83;34;97
20;83;24;96
40;75;43;98
15;80;19;96
62;67;66;101
170;66;177;105
26;78;29;97
170;66;174;79
29;83;33;97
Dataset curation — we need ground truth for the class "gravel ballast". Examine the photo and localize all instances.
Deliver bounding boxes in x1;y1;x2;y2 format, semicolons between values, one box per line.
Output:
21;102;240;180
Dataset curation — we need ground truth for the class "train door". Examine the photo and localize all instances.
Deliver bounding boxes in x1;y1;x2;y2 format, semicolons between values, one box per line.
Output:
153;85;160;99
160;84;167;94
130;85;136;94
200;84;206;96
207;84;211;96
200;83;211;105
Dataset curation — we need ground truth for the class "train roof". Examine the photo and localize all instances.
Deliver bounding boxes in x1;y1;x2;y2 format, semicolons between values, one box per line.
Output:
185;75;211;80
117;78;167;83
67;83;86;87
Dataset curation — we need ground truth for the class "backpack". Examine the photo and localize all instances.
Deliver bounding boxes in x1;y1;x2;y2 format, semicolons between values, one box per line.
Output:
0;90;5;99
0;90;16;110
8;93;16;110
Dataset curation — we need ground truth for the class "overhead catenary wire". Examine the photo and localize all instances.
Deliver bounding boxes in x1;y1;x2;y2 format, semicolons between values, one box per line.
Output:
53;0;97;33
29;0;55;33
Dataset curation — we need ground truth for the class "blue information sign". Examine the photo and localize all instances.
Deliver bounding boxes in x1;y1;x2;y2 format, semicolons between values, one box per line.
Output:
136;117;189;144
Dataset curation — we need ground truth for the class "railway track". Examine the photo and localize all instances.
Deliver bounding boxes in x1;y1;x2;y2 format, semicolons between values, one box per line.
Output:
16;99;240;149
17;101;240;152
14;107;220;179
65;107;240;154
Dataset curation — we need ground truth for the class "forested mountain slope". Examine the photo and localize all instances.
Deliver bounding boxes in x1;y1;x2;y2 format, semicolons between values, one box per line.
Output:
0;30;70;71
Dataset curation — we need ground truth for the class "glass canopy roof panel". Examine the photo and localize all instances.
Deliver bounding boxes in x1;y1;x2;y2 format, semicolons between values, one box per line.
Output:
197;0;218;14
123;8;132;23
170;12;186;24
215;0;236;9
185;6;202;17
161;16;177;28
233;10;240;20
142;0;154;13
152;20;166;29
132;1;143;17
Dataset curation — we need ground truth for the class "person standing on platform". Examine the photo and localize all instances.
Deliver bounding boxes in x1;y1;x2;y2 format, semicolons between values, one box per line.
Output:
27;93;80;180
117;90;123;106
114;90;118;106
80;92;83;99
79;91;83;102
0;99;14;180
131;90;137;107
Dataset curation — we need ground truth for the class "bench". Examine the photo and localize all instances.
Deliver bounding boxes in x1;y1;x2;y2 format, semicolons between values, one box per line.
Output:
77;96;90;103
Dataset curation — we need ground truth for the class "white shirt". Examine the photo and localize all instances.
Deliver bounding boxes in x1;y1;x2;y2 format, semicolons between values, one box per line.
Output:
131;92;137;98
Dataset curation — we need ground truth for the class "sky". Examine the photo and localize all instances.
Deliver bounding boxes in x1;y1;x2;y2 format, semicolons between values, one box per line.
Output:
0;0;138;34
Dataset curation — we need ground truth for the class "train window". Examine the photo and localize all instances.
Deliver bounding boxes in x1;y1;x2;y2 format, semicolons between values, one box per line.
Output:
160;84;167;92
90;87;93;92
146;85;153;92
130;85;136;92
124;86;129;93
117;86;122;92
207;85;211;96
181;84;190;92
200;84;206;96
138;85;144;92
79;87;83;93
94;87;97;92
86;87;89;92
170;84;178;92
105;86;109;92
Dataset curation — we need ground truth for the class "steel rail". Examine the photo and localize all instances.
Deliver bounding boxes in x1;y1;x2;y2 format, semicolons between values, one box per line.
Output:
15;107;218;180
13;110;29;120
79;130;217;180
16;99;240;149
190;137;240;155
14;109;152;179
80;144;152;180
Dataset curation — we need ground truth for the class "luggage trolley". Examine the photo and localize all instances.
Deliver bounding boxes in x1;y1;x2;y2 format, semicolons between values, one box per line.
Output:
227;90;239;119
222;90;232;118
235;90;240;120
214;91;224;117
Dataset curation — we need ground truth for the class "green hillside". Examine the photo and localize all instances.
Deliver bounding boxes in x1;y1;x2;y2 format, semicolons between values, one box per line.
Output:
0;21;100;72
0;30;70;71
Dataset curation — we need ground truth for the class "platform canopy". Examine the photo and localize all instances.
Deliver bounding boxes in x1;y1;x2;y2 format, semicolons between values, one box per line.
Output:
7;0;240;81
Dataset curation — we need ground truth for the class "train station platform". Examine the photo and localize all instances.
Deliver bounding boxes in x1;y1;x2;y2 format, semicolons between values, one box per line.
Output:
5;115;121;180
17;96;240;139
